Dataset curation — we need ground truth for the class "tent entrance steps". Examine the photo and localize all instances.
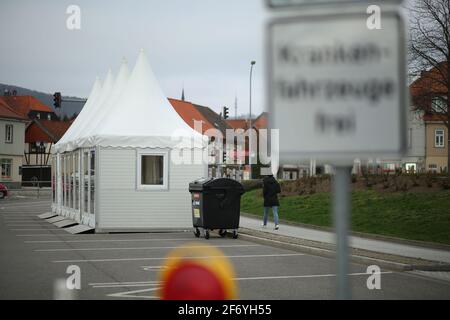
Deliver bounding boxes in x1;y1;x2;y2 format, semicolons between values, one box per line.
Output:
64;224;95;234
46;216;66;223
53;219;77;228
37;212;57;219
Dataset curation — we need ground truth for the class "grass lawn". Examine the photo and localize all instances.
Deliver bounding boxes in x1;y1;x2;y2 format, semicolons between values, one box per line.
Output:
241;189;450;245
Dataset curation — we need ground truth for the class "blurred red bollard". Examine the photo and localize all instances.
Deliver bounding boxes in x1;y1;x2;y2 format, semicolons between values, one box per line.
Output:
158;243;237;300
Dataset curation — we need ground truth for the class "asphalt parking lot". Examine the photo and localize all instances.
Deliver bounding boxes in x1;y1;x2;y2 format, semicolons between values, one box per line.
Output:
1;197;450;300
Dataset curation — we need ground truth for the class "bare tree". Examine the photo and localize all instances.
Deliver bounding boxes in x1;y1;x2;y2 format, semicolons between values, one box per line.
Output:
408;0;450;172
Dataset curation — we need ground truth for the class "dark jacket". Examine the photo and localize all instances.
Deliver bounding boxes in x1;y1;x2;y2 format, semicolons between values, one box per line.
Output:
263;175;281;207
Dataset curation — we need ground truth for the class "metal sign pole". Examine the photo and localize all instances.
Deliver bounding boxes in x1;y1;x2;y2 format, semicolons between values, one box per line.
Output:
332;166;351;299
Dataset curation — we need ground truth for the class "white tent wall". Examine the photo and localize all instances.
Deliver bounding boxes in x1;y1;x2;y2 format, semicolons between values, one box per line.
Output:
95;147;206;232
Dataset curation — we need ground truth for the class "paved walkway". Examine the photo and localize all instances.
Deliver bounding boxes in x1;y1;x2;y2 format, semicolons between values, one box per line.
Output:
240;216;450;264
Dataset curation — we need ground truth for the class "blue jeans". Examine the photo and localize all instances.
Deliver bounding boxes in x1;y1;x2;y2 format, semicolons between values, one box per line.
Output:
263;206;279;225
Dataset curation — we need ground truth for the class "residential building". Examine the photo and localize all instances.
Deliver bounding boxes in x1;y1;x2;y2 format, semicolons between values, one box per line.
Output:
402;109;426;172
375;108;426;174
410;62;448;173
168;98;242;179
227;112;311;180
0;100;27;188
424;113;448;172
0;95;57;120
24;119;72;185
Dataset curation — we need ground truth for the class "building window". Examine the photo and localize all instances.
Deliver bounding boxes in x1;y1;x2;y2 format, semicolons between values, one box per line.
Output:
435;129;445;148
1;159;12;178
137;150;168;190
30;142;46;153
5;124;13;143
383;163;396;172
431;96;447;113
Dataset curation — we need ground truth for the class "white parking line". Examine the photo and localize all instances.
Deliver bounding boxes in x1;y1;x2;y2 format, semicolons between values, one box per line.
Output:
25;238;196;243
6;221;50;224
90;280;160;287
4;219;42;224
3;218;40;220
107;287;159;299
12;229;62;231
36;244;259;252
16;234;72;237
3;215;41;217
7;224;51;227
89;271;393;289
5;221;49;227
0;202;51;208
53;253;305;263
234;271;394;281
142;266;166;271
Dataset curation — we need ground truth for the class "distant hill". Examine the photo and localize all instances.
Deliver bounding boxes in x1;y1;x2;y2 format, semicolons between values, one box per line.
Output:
0;83;85;118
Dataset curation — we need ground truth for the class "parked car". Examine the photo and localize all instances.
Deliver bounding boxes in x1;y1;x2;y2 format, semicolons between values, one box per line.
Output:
0;183;8;199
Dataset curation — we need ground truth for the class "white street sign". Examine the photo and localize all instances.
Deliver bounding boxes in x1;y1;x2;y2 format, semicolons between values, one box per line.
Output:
268;11;407;165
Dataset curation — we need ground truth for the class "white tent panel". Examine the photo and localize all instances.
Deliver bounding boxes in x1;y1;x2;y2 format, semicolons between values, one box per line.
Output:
54;77;102;152
66;69;115;151
77;60;130;147
90;49;206;149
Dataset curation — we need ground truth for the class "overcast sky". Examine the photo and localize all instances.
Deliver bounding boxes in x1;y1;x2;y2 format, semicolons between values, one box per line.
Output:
0;0;269;116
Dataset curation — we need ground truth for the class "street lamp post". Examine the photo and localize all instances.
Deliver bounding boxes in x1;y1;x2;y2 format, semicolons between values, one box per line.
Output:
249;60;256;180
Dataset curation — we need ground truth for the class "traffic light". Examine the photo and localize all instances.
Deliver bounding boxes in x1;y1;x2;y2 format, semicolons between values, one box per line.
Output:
223;106;229;119
223;150;227;163
53;92;62;108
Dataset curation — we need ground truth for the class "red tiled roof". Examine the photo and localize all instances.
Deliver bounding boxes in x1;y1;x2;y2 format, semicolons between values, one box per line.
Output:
253;112;268;129
193;104;232;135
168;98;216;135
26;119;72;143
227;119;248;130
0;99;28;121
0;95;53;118
410;62;448;111
227;113;268;130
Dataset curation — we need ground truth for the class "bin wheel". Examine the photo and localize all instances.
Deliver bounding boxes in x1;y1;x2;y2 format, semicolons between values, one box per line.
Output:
219;229;227;237
194;228;200;238
204;230;210;240
232;230;238;239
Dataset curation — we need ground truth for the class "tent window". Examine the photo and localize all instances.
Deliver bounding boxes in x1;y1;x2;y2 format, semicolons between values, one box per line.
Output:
141;156;164;185
137;151;168;190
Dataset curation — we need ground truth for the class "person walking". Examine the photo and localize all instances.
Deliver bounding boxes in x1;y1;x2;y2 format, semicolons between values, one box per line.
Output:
262;174;281;230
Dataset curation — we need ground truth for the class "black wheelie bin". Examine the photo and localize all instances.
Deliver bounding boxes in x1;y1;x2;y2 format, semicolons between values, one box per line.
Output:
189;178;245;239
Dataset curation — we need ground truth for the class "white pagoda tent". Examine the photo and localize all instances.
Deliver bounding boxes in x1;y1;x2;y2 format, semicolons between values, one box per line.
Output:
51;50;207;232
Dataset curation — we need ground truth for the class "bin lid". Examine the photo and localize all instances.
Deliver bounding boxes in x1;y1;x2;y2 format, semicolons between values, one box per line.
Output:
189;178;244;192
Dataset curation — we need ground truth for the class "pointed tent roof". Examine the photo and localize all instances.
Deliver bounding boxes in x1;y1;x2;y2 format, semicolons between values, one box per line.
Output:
73;69;115;140
60;69;115;152
80;49;205;149
55;76;102;152
79;60;130;140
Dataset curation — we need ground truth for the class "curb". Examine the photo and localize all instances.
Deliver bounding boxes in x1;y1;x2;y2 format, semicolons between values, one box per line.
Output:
240;212;450;252
238;227;450;272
